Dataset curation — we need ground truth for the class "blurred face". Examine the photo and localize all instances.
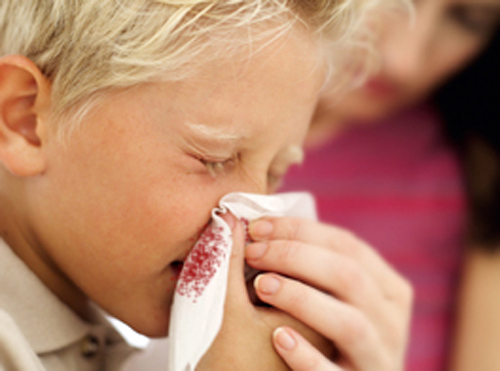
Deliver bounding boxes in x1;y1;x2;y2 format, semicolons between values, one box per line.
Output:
323;0;500;123
30;29;324;336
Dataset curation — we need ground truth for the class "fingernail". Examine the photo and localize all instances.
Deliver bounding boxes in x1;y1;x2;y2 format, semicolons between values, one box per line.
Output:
221;212;236;229
255;274;281;295
246;242;268;260
250;220;273;238
274;327;297;350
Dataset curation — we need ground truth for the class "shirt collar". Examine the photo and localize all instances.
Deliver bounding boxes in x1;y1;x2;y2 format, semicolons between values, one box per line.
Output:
0;238;105;353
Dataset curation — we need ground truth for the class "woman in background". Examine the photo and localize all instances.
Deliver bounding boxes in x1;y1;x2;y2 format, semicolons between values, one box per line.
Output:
282;1;500;370
437;28;500;371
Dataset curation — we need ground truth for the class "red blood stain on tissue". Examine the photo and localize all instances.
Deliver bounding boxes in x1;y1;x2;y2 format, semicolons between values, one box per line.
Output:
240;218;252;244
176;223;227;301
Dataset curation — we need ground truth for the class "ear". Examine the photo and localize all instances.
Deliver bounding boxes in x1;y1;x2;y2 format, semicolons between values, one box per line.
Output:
0;55;52;177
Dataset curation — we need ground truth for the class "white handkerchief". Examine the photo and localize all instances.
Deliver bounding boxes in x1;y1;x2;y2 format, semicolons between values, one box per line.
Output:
168;192;317;371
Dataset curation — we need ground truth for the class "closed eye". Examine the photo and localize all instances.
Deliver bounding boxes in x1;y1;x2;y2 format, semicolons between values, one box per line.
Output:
197;154;238;177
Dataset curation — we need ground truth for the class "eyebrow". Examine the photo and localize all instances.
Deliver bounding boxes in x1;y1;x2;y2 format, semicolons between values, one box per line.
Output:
185;122;247;143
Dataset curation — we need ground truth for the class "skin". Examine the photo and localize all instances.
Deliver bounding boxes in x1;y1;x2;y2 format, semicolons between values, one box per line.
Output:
0;27;323;335
0;25;413;370
309;0;500;146
450;249;500;371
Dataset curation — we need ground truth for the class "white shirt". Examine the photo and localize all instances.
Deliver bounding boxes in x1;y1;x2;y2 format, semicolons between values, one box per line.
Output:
0;239;138;370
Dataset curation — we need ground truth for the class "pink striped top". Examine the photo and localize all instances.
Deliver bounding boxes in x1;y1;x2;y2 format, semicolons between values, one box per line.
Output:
282;104;467;371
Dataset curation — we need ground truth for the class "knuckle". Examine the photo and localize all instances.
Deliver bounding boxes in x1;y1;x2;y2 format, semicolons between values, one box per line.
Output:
394;277;414;309
335;226;356;243
336;261;368;294
402;279;414;305
276;238;300;264
281;217;304;241
331;227;364;256
337;309;374;348
377;352;397;371
271;280;311;317
280;283;307;310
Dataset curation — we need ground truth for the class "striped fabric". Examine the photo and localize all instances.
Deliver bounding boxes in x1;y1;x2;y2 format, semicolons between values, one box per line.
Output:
282;104;467;371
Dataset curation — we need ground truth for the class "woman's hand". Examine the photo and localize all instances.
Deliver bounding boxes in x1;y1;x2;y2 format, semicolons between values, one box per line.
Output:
197;213;333;370
245;216;413;371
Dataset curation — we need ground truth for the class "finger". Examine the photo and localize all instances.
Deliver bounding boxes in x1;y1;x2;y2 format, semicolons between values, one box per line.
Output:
273;327;342;371
249;217;409;299
255;273;387;370
246;239;382;309
250;248;412;368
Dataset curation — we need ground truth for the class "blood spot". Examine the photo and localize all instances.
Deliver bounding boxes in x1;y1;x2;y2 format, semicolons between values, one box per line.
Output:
176;223;228;301
240;217;252;244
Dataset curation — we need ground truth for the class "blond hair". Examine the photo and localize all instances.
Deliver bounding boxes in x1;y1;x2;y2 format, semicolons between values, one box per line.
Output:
0;0;408;132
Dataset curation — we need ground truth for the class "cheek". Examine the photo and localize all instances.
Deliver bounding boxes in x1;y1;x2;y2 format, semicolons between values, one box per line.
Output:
77;191;213;282
48;123;233;271
98;186;210;249
42;153;199;268
419;39;484;94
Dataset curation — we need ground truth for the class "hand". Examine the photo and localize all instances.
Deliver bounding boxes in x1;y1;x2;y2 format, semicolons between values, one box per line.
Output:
245;216;413;370
197;213;334;370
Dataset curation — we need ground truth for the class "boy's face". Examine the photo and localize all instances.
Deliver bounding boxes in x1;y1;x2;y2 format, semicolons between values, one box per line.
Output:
32;30;324;336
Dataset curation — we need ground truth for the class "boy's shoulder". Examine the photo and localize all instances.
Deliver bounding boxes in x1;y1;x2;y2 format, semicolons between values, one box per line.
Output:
0;308;45;370
0;239;134;370
0;239;89;350
0;238;88;368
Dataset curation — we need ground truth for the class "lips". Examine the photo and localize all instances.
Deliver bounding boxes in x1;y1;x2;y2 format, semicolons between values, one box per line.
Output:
363;77;399;99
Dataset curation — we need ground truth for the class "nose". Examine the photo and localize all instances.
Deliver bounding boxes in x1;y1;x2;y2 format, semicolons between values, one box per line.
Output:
238;167;269;195
378;6;436;82
216;167;268;202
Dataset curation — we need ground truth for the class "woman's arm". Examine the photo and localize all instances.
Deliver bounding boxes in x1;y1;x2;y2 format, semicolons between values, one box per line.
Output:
450;248;500;371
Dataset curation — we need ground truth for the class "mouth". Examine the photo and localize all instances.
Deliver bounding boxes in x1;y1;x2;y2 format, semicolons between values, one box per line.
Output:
363;77;399;99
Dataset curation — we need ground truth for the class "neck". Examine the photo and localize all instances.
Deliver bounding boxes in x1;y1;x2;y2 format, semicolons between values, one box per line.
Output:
0;198;92;321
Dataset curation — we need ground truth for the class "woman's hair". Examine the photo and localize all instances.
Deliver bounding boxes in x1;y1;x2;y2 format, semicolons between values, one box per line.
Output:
0;0;403;133
434;30;500;251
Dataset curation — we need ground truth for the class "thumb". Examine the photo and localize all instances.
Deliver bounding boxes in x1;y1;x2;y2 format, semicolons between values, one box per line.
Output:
220;212;251;308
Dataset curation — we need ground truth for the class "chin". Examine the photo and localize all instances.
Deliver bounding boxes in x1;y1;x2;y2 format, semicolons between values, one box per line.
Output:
141;326;170;338
122;308;172;338
350;102;399;124
133;320;170;338
340;92;404;123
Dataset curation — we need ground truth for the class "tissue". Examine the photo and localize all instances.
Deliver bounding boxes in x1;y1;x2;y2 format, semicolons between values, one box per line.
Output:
168;192;317;371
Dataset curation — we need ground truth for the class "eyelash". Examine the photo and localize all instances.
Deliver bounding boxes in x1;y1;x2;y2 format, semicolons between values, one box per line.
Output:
197;155;237;177
195;153;290;192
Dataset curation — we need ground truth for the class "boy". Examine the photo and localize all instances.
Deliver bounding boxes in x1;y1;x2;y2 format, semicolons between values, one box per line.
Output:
0;1;412;370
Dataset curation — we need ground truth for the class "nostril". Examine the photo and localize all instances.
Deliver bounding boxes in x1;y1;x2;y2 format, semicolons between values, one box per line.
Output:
170;261;184;280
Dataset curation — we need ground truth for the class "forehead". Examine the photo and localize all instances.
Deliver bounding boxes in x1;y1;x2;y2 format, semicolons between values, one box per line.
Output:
193;27;324;89
166;26;326;133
